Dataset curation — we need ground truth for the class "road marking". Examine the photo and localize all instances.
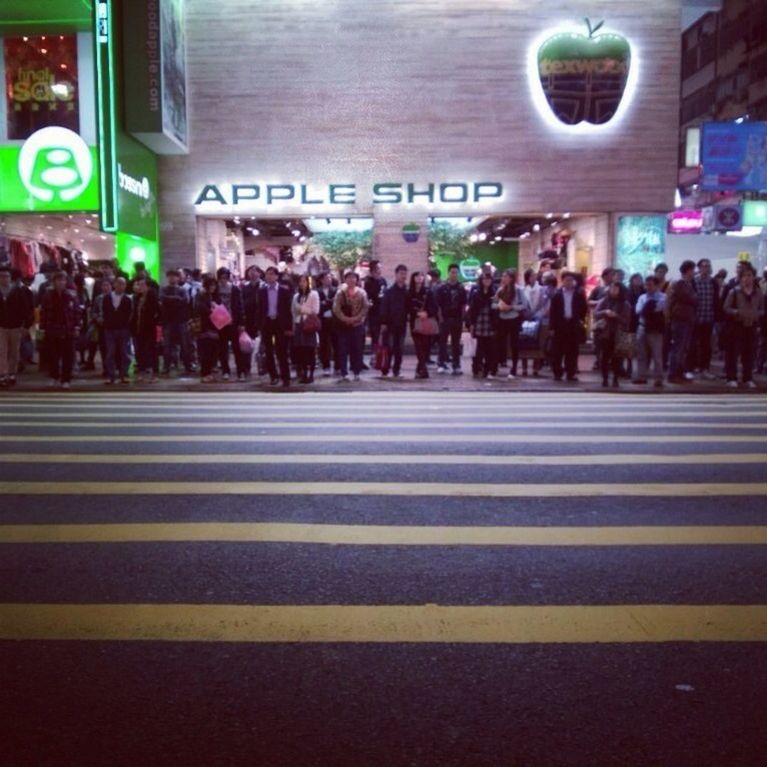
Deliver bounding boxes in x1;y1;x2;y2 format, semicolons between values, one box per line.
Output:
3;434;767;444
0;452;765;466
1;522;765;545
2;420;766;430
1;603;765;643
2;481;766;497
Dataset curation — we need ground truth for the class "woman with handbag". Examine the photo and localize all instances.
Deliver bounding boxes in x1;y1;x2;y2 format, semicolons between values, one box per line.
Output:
193;275;221;383
408;271;438;379
594;282;631;388
292;274;320;384
467;272;498;379
494;269;529;380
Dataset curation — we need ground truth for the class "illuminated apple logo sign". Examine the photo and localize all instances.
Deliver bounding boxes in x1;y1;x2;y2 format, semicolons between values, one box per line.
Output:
530;19;637;132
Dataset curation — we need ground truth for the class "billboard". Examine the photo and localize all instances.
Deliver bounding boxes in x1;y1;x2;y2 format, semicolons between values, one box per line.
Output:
4;36;79;140
615;215;666;276
123;0;188;154
668;210;703;234
701;122;767;192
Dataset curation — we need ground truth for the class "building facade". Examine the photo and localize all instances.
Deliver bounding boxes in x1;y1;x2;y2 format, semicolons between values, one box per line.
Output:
157;0;683;279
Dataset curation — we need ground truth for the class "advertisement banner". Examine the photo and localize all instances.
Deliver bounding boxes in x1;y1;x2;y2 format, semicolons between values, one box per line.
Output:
117;134;159;241
616;215;666;276
4;36;79;140
123;0;188;154
668;210;703;234
701;122;767;192
0;127;99;212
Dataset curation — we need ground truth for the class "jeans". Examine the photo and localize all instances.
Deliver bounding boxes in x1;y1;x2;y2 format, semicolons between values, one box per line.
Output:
473;335;496;376
551;321;581;379
319;318;335;370
381;328;406;375
0;327;23;379
133;334;157;375
104;328;131;381
439;317;463;370
669;320;694;379
635;328;664;382
47;333;74;383
337;324;365;376
725;324;756;383
262;318;290;383
163;320;193;372
689;321;714;371
496;317;522;373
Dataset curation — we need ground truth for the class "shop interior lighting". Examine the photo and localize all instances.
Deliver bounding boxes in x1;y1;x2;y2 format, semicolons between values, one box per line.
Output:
726;227;762;238
563;212;571;219
533;223;541;232
546;213;554;219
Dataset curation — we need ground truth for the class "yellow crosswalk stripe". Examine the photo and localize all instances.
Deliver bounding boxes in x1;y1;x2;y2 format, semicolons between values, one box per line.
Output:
3;434;767;444
1;603;765;643
1;522;765;545
0;452;765;466
2;481;766;497
2;419;766;430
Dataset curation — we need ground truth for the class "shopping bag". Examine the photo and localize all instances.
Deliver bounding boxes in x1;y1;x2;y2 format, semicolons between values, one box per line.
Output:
375;343;390;371
210;302;233;330
414;316;439;336
462;332;476;359
239;331;254;354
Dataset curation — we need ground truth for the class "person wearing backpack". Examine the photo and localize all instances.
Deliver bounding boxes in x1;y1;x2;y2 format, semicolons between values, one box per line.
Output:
633;275;666;387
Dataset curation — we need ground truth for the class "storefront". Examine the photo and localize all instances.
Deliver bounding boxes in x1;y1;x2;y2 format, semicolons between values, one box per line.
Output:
157;0;682;285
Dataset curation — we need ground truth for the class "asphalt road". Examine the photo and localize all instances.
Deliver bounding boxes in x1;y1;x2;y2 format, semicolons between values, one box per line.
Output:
1;391;766;767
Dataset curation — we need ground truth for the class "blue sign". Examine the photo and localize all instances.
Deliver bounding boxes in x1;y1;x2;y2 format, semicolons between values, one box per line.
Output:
616;215;666;277
701;122;767;192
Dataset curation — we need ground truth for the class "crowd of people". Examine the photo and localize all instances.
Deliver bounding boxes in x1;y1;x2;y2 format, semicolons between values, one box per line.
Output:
0;256;765;390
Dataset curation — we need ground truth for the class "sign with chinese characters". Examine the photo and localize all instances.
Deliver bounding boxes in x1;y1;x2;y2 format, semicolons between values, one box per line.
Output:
701;122;767;192
667;210;703;234
0;126;99;212
4;36;79;140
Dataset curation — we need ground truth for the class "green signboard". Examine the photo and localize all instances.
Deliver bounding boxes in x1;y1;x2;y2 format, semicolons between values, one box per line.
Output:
743;201;767;228
432;243;518;283
117;133;159;241
116;231;160;280
0;126;99;212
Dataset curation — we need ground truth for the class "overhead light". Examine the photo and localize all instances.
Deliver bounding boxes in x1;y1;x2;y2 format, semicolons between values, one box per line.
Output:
291;229;301;237
299;235;307;242
546;212;554;219
494;235;502;241
533;223;541;232
563;212;571;219
46;225;53;230
22;36;28;42
40;48;47;54
252;228;260;236
74;229;80;233
100;235;107;240
469;233;479;243
479;232;488;242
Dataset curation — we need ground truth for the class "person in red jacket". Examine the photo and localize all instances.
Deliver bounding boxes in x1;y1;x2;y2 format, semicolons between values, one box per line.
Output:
40;271;81;389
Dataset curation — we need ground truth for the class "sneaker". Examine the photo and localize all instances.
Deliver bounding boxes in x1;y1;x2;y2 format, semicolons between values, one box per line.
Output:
726;380;738;389
353;374;361;382
120;377;130;384
379;371;389;378
237;373;245;382
104;379;114;386
61;382;70;390
48;378;58;387
338;375;351;383
507;373;516;380
684;372;695;381
323;368;331;377
745;381;757;389
486;374;495;380
452;368;462;376
702;371;717;381
392;373;403;380
437;365;447;374
222;373;230;381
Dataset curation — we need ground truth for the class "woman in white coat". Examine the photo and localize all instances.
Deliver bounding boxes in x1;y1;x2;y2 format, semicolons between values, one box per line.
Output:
292;274;320;383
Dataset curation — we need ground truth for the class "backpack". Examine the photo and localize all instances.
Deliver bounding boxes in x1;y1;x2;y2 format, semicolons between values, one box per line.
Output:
642;299;664;333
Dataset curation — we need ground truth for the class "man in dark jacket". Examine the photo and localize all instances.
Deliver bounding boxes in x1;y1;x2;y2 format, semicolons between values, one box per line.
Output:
549;271;588;382
130;276;160;381
40;271;81;388
364;259;387;366
436;263;467;374
379;264;409;378
666;260;698;384
241;266;263;378
215;267;246;380
159;269;193;376
102;276;133;384
257;266;293;386
0;266;34;386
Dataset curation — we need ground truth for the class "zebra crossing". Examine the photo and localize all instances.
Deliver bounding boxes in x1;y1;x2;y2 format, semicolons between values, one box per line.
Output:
1;390;766;765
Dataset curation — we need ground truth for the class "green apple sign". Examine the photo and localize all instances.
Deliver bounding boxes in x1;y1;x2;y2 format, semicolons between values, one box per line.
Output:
537;19;631;126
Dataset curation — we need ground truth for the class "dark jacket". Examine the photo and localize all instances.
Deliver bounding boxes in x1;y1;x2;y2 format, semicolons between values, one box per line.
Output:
41;288;81;336
666;279;698;324
159;285;190;323
130;289;160;338
466;286;497;330
194;292;219;337
550;288;588;333
256;282;293;332
318;285;337;324
436;280;467;321
0;285;34;329
380;282;409;331
241;281;262;336
595;295;631;340
101;293;133;331
408;286;438;329
363;275;387;314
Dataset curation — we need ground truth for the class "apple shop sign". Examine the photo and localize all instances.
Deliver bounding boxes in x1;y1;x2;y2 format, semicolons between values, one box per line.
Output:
194;182;505;209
